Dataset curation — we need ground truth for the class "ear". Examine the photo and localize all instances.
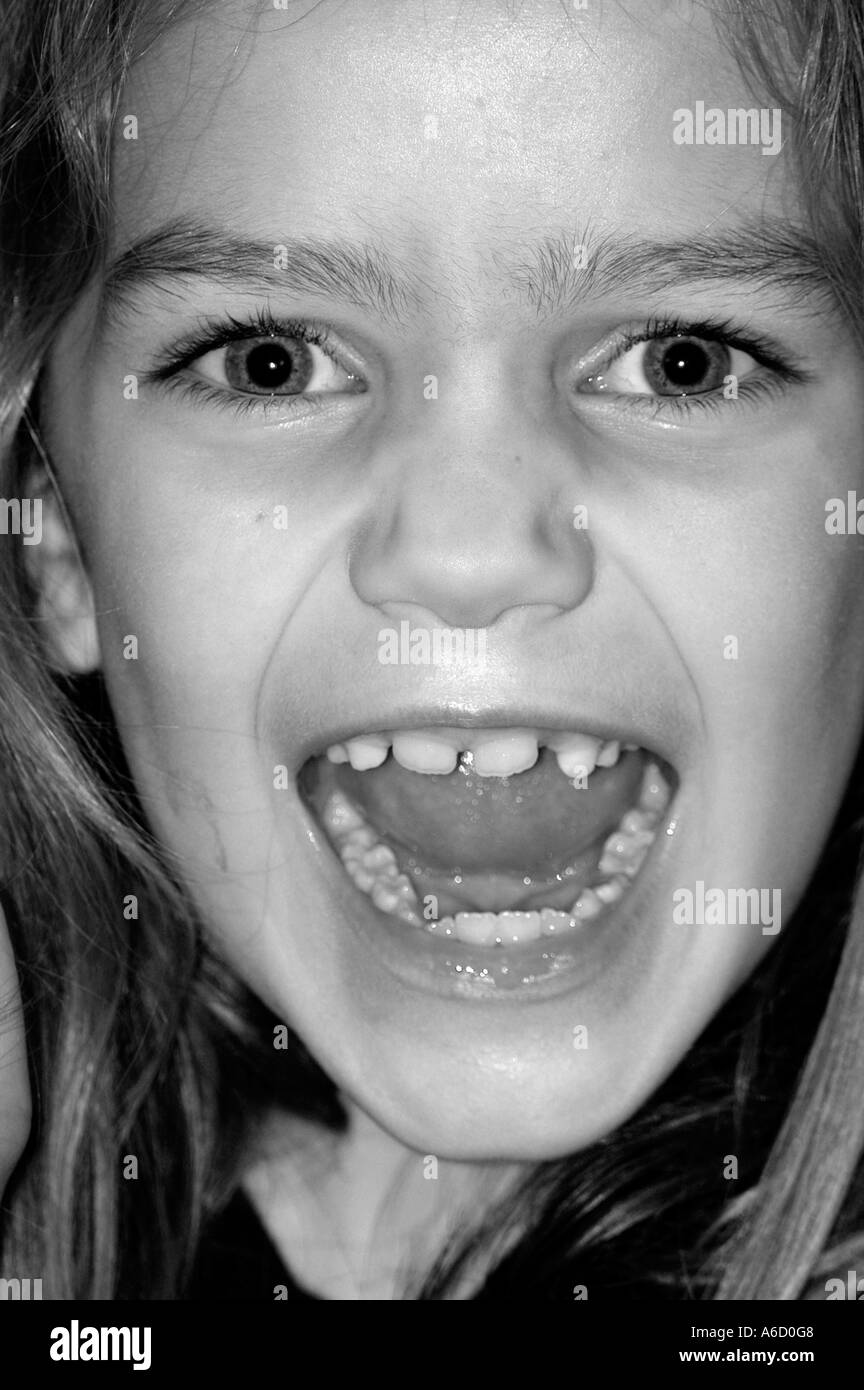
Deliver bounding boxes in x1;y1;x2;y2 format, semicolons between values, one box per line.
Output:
24;476;101;675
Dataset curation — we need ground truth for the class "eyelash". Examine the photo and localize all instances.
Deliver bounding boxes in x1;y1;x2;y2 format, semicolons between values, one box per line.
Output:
144;308;350;418
144;308;807;421
584;313;807;419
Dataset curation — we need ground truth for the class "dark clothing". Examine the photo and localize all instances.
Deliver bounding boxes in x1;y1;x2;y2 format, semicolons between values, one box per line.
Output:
184;1189;320;1301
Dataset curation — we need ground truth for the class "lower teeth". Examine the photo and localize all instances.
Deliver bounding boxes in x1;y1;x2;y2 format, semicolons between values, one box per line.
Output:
320;757;672;945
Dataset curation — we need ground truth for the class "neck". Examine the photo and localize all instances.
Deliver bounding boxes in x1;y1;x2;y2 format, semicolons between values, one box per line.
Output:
242;1103;526;1300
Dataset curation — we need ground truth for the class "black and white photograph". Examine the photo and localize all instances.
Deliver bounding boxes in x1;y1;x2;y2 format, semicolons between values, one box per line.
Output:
0;0;862;1356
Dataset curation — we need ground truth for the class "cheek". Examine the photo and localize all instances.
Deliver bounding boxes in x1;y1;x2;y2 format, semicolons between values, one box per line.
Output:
646;417;864;737
62;438;286;841
71;431;283;699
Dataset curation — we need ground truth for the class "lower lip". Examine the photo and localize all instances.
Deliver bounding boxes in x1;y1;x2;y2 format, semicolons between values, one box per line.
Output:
303;790;679;1004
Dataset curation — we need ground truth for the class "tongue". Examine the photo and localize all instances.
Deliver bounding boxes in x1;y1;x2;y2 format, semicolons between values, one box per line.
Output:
326;747;644;874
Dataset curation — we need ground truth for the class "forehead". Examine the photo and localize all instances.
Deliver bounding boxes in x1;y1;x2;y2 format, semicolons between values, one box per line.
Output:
112;0;797;294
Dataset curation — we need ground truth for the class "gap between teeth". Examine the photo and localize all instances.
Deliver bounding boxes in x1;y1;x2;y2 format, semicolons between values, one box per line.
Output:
321;759;672;945
326;728;640;778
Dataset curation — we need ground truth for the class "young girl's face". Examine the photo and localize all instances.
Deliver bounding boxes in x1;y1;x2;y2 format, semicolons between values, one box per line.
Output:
38;0;864;1159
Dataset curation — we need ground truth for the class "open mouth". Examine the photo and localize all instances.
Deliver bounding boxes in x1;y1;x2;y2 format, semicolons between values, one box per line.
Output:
298;724;677;994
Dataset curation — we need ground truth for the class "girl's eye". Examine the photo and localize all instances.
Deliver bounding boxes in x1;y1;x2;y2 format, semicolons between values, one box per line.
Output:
189;334;358;397
583;335;756;398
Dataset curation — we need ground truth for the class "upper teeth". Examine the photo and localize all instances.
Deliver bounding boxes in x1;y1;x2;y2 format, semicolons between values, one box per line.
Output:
326;728;637;779
326;733;389;770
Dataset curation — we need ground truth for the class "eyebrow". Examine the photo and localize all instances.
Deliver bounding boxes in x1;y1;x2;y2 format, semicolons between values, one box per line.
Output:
508;222;835;317
100;221;422;330
98;215;837;331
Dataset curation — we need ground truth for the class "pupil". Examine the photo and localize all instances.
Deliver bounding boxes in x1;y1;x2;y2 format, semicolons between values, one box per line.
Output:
246;341;295;389
660;340;710;389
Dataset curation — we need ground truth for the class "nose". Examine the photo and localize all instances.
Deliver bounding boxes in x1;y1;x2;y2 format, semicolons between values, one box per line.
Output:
349;407;594;631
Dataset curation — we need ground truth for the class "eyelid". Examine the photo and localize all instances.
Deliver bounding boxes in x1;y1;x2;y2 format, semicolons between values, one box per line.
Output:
143;309;368;385
565;313;813;423
190;335;357;398
572;314;806;387
587;339;757;400
140;308;371;420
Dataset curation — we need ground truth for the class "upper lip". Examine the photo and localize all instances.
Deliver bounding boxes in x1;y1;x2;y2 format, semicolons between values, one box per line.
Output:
292;701;678;772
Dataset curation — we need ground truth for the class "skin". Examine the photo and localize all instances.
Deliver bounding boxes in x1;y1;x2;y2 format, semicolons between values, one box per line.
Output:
27;0;864;1294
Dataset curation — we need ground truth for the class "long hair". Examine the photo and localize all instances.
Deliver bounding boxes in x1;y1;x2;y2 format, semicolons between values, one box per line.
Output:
1;0;863;1300
0;0;345;1300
